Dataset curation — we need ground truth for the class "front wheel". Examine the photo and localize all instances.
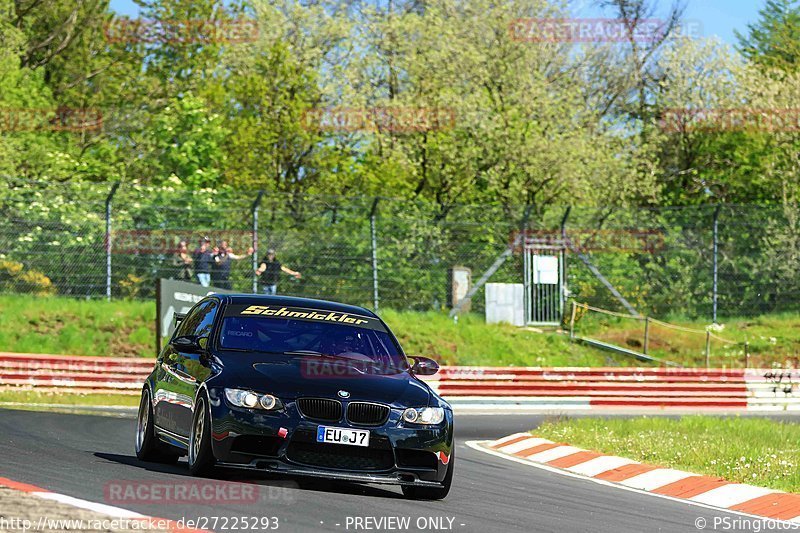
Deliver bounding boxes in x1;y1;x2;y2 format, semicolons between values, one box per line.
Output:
402;447;454;500
188;396;215;476
135;389;179;464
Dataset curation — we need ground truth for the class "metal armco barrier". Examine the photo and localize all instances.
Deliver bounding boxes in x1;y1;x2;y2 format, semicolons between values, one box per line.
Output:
0;353;798;410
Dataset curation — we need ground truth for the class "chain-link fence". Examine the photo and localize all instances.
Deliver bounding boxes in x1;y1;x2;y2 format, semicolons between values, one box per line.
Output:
2;178;800;320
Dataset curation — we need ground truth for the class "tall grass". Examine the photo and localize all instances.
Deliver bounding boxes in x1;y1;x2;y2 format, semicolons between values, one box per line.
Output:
536;416;800;492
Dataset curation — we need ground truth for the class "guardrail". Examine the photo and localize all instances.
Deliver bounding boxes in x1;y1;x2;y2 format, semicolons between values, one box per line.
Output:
0;353;798;410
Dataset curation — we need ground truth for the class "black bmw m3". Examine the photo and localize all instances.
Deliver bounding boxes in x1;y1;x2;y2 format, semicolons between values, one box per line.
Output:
135;294;454;499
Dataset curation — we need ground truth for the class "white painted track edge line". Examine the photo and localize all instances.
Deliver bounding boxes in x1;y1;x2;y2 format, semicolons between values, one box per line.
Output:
464;440;798;526
33;491;148;519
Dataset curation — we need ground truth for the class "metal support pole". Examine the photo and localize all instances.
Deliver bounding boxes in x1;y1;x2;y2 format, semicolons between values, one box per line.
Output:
251;191;265;293
369;198;380;311
104;182;120;301
569;300;577;340
559;207;571;320
643;316;650;355
705;330;711;368
450;204;532;318
712;205;720;323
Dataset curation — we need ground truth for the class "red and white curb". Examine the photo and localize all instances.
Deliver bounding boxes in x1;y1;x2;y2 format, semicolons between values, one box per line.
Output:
0;476;204;532
468;433;800;524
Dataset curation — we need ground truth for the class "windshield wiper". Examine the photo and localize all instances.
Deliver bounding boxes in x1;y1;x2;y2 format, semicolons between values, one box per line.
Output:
281;350;366;362
281;350;326;356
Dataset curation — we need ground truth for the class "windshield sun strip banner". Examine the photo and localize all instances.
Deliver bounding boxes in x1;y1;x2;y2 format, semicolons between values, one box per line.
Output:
224;304;387;332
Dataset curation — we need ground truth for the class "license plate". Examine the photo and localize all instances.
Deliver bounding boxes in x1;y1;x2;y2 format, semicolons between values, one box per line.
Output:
316;426;370;447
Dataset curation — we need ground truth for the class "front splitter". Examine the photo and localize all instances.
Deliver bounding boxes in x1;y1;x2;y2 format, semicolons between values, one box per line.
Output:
216;461;443;487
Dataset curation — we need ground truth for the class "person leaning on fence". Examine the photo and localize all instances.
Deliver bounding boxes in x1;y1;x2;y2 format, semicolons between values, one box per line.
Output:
255;249;301;295
212;240;254;290
193;237;214;287
172;240;193;281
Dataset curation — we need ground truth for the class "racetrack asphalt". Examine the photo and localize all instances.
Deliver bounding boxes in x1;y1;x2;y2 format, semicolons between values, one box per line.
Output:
0;408;789;532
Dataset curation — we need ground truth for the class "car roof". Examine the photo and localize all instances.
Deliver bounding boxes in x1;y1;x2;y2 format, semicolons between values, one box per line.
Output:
213;294;378;318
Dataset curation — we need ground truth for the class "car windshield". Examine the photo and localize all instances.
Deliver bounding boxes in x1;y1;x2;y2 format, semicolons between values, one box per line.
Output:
218;314;407;370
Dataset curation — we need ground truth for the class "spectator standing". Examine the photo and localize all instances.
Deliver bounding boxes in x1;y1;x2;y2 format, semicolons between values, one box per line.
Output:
212;240;253;290
172;240;193;281
255;248;301;295
193;237;213;287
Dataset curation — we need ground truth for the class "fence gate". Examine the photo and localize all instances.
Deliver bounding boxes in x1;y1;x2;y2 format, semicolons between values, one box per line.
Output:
523;241;566;326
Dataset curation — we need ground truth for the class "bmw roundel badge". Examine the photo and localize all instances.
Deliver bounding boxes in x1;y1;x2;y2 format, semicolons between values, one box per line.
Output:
338;390;350;398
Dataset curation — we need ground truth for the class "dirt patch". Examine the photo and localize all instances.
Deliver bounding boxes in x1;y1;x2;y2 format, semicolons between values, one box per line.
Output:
26;318;66;337
0;485;171;531
107;323;151;358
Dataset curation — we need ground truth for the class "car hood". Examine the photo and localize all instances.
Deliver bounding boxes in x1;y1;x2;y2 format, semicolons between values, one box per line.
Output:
217;354;431;407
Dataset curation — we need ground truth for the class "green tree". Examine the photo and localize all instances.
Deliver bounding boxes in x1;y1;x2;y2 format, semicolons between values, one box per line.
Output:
736;0;800;72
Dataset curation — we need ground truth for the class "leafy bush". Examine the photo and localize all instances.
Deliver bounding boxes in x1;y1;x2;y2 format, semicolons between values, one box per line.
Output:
0;260;54;295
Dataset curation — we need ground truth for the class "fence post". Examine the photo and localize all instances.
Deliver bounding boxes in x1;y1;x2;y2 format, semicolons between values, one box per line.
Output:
369;197;380;311
705;330;711;368
643;316;650;355
712;205;720;323
251;190;265;293
450;204;533;318
559;207;571;321
569;300;577;340
104;181;120;301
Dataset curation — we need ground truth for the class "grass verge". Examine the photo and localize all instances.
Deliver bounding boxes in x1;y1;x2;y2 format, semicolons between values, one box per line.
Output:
574;311;800;368
0;294;153;357
535;416;800;493
0;389;139;407
0;294;620;367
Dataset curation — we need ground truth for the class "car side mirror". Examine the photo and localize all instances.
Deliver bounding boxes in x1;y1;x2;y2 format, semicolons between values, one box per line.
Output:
171;335;203;353
410;356;439;376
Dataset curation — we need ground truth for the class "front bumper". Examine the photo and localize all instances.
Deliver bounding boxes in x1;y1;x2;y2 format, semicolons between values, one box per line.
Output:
207;390;453;486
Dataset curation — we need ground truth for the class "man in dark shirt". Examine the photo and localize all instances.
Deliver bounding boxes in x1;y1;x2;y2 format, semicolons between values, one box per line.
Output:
255;249;301;295
193;237;213;287
212;240;253;289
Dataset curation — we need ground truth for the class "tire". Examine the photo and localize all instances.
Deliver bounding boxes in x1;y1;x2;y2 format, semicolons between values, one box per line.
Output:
402;447;454;500
135;389;180;464
188;396;215;476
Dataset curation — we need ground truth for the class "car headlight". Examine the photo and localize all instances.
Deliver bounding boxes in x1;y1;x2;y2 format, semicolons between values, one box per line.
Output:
402;407;444;425
224;388;282;410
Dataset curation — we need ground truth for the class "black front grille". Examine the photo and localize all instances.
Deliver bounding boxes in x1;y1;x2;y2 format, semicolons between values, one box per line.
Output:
230;435;283;457
396;449;438;470
287;442;395;471
346;402;390;426
297;398;342;422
